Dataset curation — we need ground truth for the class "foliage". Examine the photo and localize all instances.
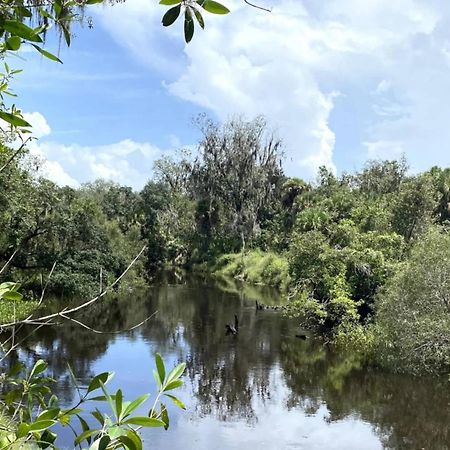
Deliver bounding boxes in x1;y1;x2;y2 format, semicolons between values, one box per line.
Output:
0;146;145;297
0;354;186;449
374;229;450;374
160;0;230;43
212;250;290;290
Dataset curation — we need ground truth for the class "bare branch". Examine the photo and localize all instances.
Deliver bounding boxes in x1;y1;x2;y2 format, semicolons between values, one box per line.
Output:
243;0;271;12
0;249;19;276
38;262;57;306
0;137;32;174
58;310;158;335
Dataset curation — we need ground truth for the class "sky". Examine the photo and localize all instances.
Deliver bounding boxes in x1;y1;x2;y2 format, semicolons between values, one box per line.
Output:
10;0;450;189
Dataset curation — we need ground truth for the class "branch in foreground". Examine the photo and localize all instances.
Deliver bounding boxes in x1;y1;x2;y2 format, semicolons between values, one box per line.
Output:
243;0;272;12
58;310;158;335
0;137;32;174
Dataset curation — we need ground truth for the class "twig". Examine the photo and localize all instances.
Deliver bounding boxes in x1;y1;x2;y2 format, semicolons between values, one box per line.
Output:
58;310;158;335
38;262;56;306
0;248;19;276
243;0;272;12
0;138;31;174
0;320;52;363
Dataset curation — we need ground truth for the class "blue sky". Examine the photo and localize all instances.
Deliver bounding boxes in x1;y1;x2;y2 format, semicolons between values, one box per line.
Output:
12;0;450;188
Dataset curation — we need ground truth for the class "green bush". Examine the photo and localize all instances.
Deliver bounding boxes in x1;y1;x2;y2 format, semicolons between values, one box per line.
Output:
213;250;290;290
375;229;450;374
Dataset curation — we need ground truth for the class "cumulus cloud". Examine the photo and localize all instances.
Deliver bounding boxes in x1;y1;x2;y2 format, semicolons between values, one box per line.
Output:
31;138;166;189
22;112;167;189
96;0;450;178
23;112;51;139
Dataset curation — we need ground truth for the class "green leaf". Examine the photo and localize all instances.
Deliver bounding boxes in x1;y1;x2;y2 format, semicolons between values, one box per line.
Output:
29;359;48;378
2;20;43;42
75;429;99;445
122;416;165;427
0;111;31;127
199;0;230;14
1;291;23;301
77;414;90;436
166;362;186;384
86;0;104;3
118;433;142;450
39;429;57;449
184;8;195;43
153;369;162;390
107;425;125;439
159;0;181;4
15;6;32;18
48;395;59;408
8;361;23;378
87;372;114;393
162;4;181;26
115;389;123;421
89;435;111;450
6;36;21;51
155;353;165;385
17;423;30;438
87;395;108;402
99;380;116;420
163;379;183;391
28;420;56;432
61;23;71;46
160;403;169;430
37;408;60;421
121;393;150;419
31;45;63;64
164;393;186;410
194;9;205;29
91;408;105;426
0;282;20;291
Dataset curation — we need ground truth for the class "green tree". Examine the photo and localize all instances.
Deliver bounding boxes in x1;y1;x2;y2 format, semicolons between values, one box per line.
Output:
190;116;284;253
375;228;450;374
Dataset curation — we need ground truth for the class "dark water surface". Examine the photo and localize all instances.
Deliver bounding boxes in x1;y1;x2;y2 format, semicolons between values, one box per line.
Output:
14;274;450;449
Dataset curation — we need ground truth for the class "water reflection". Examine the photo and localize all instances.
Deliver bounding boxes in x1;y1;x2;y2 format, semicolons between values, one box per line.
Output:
10;275;450;449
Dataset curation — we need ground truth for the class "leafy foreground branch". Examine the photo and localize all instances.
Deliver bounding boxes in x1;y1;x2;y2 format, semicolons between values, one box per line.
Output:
0;354;186;449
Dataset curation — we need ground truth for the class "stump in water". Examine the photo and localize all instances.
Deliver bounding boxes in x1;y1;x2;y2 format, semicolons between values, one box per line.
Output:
225;314;239;335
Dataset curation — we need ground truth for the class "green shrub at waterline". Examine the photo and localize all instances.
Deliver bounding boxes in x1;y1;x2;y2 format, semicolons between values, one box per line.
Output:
213;250;290;290
0;299;39;323
374;229;450;374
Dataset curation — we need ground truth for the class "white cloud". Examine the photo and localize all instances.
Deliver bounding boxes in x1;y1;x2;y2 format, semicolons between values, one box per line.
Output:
32;138;165;189
22;112;168;189
364;140;404;160
96;0;450;177
23;112;51;139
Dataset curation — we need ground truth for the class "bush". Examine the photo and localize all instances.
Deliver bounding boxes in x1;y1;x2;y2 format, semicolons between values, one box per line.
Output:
213;250;290;290
375;228;450;374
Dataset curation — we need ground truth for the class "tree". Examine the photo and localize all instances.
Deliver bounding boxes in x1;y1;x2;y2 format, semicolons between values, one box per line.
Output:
190;116;284;253
375;228;450;374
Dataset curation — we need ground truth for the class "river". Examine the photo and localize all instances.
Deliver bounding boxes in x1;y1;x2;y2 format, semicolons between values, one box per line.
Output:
13;273;450;449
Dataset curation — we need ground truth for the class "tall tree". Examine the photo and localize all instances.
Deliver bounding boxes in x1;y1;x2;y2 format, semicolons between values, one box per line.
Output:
191;116;284;252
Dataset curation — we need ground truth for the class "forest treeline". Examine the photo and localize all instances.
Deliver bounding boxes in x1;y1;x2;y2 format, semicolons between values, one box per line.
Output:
1;115;449;374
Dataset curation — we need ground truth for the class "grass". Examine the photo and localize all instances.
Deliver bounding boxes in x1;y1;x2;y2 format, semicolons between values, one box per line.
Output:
212;250;291;290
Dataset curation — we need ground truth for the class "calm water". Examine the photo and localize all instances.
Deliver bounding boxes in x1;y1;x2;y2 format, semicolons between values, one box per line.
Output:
11;274;450;449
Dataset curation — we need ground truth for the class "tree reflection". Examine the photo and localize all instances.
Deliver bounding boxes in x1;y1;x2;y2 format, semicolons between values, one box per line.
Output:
9;275;450;449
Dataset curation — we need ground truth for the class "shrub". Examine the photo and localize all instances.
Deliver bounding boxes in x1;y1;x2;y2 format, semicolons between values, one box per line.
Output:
375;228;450;374
213;250;290;289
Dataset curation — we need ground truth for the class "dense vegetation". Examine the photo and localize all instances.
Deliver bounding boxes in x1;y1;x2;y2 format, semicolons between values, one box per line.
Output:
1;116;449;374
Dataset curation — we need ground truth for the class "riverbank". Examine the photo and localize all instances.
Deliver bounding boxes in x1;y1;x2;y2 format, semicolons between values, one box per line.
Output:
200;250;291;291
